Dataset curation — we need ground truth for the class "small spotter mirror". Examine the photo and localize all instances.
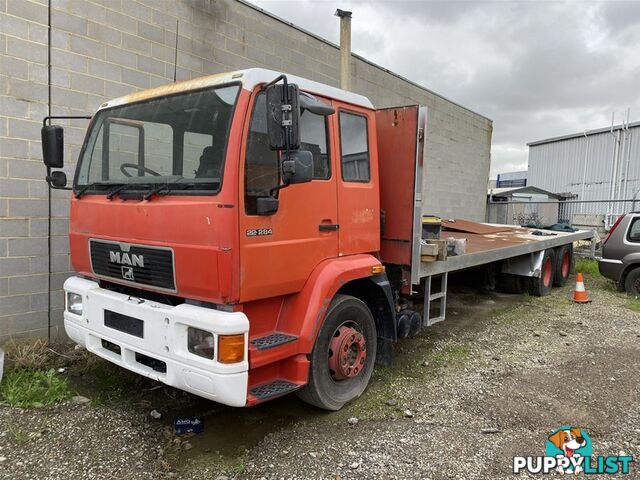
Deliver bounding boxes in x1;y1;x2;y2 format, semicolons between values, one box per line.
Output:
47;170;67;188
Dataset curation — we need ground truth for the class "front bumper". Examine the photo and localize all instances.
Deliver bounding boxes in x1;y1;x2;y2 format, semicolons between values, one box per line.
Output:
63;276;249;407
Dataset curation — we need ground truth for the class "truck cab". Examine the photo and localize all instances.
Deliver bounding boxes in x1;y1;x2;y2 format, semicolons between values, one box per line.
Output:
42;69;396;409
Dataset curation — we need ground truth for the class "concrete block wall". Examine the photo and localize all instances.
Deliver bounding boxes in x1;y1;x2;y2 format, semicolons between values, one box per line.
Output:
0;0;492;341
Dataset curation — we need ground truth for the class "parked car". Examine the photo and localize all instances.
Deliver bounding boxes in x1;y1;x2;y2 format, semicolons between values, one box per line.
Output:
599;213;640;294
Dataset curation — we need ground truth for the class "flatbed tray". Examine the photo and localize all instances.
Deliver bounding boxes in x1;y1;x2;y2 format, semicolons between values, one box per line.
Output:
419;226;593;278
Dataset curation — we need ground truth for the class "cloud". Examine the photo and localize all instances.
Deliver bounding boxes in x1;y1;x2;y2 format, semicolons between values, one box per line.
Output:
249;0;640;177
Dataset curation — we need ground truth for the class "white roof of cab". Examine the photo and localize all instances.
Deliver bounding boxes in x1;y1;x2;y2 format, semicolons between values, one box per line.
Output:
98;68;374;111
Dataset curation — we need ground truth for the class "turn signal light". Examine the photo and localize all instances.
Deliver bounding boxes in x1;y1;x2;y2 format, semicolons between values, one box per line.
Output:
218;334;245;364
372;265;386;274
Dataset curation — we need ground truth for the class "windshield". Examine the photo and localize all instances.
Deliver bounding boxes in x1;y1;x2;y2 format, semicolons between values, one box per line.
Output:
75;84;240;194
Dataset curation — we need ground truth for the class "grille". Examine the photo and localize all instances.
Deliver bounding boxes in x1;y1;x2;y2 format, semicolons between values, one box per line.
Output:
90;239;175;291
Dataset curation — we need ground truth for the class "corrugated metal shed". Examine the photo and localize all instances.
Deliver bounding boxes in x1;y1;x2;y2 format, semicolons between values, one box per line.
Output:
527;122;640;219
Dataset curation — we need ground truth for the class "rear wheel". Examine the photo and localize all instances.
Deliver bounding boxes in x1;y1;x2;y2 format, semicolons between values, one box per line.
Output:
296;294;377;411
553;245;573;287
529;249;556;296
624;267;640;296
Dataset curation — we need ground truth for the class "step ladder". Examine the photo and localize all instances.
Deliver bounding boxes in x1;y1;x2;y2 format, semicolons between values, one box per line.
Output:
423;272;448;326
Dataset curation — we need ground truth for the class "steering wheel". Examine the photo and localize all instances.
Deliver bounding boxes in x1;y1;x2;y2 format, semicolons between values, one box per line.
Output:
119;163;161;178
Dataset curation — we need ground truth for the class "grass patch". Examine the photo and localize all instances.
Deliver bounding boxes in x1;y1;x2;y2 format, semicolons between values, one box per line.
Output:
0;368;71;408
429;343;471;368
575;258;601;276
627;299;640;313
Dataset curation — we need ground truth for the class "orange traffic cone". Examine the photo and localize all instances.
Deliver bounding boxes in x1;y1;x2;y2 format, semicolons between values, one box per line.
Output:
573;272;591;303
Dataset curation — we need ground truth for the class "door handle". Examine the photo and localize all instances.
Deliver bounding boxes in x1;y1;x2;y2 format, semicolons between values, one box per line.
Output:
319;223;339;231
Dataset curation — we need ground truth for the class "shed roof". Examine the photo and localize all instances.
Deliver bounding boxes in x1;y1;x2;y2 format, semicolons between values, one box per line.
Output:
527;120;640;147
488;186;561;199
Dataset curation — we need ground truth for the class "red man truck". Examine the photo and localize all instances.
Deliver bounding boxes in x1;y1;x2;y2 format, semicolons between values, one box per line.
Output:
41;69;591;410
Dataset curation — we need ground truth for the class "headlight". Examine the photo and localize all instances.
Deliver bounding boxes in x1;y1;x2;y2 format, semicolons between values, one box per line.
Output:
67;292;83;315
187;327;215;360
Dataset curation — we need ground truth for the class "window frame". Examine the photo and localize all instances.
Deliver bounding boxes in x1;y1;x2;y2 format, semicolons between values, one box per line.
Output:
299;107;332;181
73;81;241;197
243;90;281;216
338;109;371;183
627;217;640;243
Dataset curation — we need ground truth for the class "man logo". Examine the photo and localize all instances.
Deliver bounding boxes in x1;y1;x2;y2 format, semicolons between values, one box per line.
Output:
121;266;134;281
109;251;144;268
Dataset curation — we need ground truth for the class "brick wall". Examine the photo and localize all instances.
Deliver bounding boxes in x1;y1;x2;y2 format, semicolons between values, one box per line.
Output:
0;0;492;341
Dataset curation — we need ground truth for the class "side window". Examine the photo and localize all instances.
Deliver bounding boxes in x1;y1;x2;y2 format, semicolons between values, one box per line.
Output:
628;217;640;242
300;110;330;179
339;111;370;182
245;92;279;215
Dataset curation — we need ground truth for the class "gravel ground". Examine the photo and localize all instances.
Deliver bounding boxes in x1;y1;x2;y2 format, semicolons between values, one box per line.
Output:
1;272;639;479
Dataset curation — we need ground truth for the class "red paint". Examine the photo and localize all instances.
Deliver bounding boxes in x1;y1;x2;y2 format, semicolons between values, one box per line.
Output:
543;257;553;287
376;106;420;266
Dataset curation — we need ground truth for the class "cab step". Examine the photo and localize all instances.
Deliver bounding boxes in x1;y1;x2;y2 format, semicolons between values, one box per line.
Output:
250;379;301;401
250;332;297;350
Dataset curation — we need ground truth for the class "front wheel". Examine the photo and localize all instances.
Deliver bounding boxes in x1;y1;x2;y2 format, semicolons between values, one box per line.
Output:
296;294;377;411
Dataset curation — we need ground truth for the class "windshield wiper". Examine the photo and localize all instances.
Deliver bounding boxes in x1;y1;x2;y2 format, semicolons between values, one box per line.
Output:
75;182;105;199
141;177;188;201
106;183;131;200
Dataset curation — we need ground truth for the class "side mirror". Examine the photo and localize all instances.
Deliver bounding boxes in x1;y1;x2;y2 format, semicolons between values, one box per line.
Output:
256;196;279;216
41;125;64;168
283;150;313;185
266;83;300;150
47;171;67;188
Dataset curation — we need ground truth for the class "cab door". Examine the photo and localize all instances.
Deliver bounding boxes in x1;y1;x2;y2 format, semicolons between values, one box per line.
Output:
334;105;380;256
239;90;338;302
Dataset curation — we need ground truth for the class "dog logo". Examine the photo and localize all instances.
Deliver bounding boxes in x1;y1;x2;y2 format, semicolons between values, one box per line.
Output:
546;427;591;474
121;266;134;281
514;425;634;475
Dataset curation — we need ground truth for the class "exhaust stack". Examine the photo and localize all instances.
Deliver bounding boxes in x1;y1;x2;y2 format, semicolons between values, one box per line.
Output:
335;9;352;91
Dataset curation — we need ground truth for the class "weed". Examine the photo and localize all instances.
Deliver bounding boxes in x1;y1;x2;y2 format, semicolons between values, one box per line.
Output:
575;258;601;277
6;423;30;444
0;368;71;408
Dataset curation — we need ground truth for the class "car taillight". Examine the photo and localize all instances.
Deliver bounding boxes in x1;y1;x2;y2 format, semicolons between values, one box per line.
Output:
604;214;625;245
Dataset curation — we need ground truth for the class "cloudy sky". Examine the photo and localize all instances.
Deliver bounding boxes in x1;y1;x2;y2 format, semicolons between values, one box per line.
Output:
249;0;640;177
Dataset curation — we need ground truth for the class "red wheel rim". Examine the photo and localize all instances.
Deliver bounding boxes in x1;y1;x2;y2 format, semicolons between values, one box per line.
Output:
561;252;570;278
543;257;553;287
328;323;366;381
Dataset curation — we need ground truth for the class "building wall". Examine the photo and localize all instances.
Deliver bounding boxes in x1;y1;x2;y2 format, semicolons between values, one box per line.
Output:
528;124;640;221
0;0;492;341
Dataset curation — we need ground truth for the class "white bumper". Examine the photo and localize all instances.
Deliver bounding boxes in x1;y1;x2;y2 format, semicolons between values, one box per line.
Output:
63;276;249;407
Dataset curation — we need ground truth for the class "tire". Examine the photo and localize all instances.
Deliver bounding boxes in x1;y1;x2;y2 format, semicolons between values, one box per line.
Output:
408;310;422;337
529;249;556;296
296;294;377;411
396;311;411;339
553;245;573;287
624;267;640;296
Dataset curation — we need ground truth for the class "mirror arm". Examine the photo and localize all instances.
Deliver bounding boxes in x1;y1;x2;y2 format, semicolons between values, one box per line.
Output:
42;115;92;127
